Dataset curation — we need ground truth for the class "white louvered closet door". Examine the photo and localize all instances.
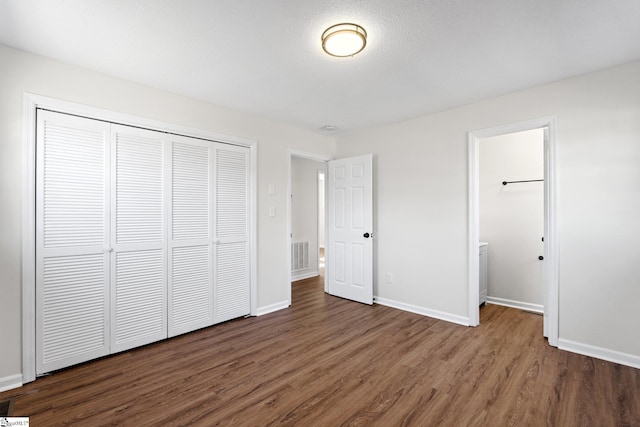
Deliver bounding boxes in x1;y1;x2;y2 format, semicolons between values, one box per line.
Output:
36;109;253;374
110;125;167;352
214;143;250;323
36;111;110;374
168;135;214;337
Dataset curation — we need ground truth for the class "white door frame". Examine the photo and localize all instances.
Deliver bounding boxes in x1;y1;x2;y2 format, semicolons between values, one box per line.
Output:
467;116;559;346
317;169;326;265
287;150;332;305
22;93;258;383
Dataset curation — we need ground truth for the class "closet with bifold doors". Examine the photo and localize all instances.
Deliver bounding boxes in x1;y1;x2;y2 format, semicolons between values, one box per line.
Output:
35;110;250;375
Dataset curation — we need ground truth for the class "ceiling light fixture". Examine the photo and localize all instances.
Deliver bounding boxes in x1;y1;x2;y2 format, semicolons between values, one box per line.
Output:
321;23;367;58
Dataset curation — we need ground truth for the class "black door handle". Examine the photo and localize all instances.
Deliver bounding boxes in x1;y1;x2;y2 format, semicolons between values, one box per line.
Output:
538;255;544;260
363;233;370;238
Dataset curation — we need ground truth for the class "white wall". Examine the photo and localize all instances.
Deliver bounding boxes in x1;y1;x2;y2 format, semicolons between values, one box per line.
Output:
480;129;544;307
335;61;640;362
0;44;332;384
291;157;324;280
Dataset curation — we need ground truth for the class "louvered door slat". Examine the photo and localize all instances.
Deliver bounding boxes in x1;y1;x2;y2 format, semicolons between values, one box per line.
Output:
169;137;213;337
216;149;248;239
215;242;249;320
170;245;212;335
114;250;164;348
172;142;209;240
41;254;106;366
111;126;167;352
43;122;105;248
36;111;110;374
115;131;164;244
214;145;250;323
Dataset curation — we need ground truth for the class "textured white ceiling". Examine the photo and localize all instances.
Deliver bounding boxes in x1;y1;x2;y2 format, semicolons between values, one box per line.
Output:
1;0;640;134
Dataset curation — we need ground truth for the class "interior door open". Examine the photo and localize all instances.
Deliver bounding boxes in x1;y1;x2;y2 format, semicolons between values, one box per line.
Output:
327;154;373;304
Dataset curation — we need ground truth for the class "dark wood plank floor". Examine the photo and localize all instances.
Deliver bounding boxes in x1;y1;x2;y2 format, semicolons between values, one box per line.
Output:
2;274;639;426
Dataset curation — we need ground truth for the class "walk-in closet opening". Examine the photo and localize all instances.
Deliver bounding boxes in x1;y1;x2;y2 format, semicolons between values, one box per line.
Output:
478;129;545;318
468;117;558;345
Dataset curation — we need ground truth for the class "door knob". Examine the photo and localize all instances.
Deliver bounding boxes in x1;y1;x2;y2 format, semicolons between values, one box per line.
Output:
363;233;370;238
538;255;544;260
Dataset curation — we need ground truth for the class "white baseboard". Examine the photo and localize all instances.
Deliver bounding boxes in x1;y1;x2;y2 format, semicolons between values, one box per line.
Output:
374;296;469;326
292;270;319;282
559;339;640;370
486;296;544;314
256;300;289;316
0;374;23;393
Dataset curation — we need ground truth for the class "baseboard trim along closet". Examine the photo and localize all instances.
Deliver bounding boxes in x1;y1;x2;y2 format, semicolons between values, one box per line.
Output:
0;374;23;393
256;300;290;316
374;296;469;326
559;339;640;370
486;296;544;314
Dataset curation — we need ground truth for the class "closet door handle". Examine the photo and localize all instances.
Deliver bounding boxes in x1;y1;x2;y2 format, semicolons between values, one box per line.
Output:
363;233;370;238
538;255;544;260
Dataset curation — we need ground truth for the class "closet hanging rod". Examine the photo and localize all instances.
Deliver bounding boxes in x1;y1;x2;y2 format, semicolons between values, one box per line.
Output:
502;179;544;185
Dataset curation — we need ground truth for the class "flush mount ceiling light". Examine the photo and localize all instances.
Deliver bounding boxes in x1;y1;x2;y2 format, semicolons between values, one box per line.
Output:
321;23;367;57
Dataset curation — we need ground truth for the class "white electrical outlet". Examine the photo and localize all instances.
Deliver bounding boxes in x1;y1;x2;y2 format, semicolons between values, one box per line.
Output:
386;272;393;284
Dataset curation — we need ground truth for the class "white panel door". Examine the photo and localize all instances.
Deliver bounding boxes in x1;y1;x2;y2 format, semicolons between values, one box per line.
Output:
327;154;373;304
214;143;250;323
110;125;167;352
168;135;214;336
36;110;110;374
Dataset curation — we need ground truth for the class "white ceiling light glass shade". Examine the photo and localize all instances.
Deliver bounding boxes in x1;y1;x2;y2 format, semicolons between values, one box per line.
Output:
322;23;367;57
